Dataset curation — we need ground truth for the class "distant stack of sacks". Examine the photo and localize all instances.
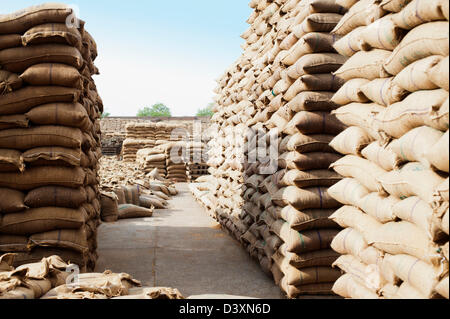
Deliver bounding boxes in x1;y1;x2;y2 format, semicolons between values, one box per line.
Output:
327;0;449;299
0;253;142;299
122;122;188;162
136;146;167;176
184;141;209;180
189;175;219;218
0;4;103;272
160;142;189;182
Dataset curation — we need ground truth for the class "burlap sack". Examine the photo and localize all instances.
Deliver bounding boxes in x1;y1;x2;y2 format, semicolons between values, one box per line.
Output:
22;146;82;167
0;235;29;252
0;70;22;95
332;78;370;105
384;21;449;75
276;169;341;188
426;130;449;173
0;207;87;235
328;178;370;208
283;73;345;101
283;111;346;135
272;186;340;210
330;205;382;240
331;227;368;258
277;244;340;269
283;133;335;153
118;204;153;219
334;49;391;81
330;126;374;155
0;188;26;213
380;0;413;13
29;228;89;254
427;56;449;91
0;114;29;130
292;13;343;39
0;149;24;172
361;142;403;171
21;23;82;49
277;205;338;231
279;151;341;171
0;86;80;116
435;276;449;299
20;63;83;89
360;77;407;106
286;53;346;79
393;55;443;92
332;273;379;299
285;91;338;112
0;44;83;73
391;0;448;30
100;192;119;223
0;34;22;50
359;193;399;224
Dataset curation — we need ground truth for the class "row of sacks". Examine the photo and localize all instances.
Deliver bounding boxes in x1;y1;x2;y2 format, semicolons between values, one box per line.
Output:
99;169;178;222
0;253;184;299
0;4;103;271
205;0;351;298
326;0;449;299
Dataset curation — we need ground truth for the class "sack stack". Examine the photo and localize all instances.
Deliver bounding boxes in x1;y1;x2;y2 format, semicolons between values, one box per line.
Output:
327;0;449;299
136;147;167;175
162;141;188;182
0;4;102;272
185;141;209;180
204;0;350;298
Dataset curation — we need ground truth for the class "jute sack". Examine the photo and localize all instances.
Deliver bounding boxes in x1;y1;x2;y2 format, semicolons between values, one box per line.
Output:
279;151;341;171
330;205;382;241
331;227;368;258
118;204;153;219
361;142;403;171
441;210;449;235
435;276;449;299
0;235;29;252
283;74;345;102
0;4;74;34
331;102;384;140
20;63;83;89
0;86;80;116
360;78;407;106
432;178;449;211
332;78;370;105
330;155;387;192
276;169;341;188
0;34;22;50
393;56;443;92
427;55;449;91
0;166;85;190
336;0;360;9
0;207;87;235
426;130;449;173
0;149;24;172
22;146;82;167
276;243;339;268
333;26;366;57
330;126;374;155
391;0;448;30
388;126;444;165
359;193;399;224
282;32;340;66
327;178;370;208
0;188;26;213
272;186;340;210
331;0;386;36
24;186;82;209
0;44;83;73
369;221;441;265
280;279;335;298
283;111;346;135
0;70;22;94
391;282;428;299
393;196;444;241
284;133;335;153
29;228;89;253
0;114;29;130
333;255;386;291
373;89;449;140
384;21;449;75
358;15;405;51
285;91;338;112
21;23;82;49
277;205;338;231
380;0;413;13
385;253;444;298
100;192;119;223
333;49;391;81
282;264;342;287
286;53;346;79
292;12;343;39
377;162;446;203
332;273;379;299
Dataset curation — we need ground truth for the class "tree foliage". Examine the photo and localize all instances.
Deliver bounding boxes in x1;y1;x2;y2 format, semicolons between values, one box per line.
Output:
196;102;215;117
137;103;172;117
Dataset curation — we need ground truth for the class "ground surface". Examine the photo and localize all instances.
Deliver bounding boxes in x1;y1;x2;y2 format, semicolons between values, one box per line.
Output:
95;183;285;299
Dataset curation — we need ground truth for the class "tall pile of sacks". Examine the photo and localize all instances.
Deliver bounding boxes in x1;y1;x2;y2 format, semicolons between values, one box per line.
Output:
207;0;351;298
326;0;449;299
0;4;102;272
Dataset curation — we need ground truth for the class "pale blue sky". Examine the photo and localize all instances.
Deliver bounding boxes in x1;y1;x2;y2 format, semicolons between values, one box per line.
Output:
1;1;252;116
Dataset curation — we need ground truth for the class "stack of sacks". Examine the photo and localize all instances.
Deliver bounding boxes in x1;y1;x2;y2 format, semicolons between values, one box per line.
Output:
207;0;349;298
327;0;449;299
161;142;188;182
188;175;219;216
122;123;156;162
184;141;209;180
156;123;188;142
263;0;348;297
136;146;167;175
0;4;103;272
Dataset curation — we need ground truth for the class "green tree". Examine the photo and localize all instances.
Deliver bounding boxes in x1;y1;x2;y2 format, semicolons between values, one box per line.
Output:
196;102;215;117
137;103;172;117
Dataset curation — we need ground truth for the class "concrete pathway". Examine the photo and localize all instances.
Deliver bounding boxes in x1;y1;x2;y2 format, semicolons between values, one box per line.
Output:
95;183;284;299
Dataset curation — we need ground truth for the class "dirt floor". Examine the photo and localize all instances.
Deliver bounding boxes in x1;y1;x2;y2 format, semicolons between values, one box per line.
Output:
95;183;285;299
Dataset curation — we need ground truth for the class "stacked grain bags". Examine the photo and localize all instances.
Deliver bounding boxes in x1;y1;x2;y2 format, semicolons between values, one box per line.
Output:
205;0;349;298
122;123;156;162
327;0;449;299
0;4;102;272
136;146;167;175
185;141;209;180
163;141;188;182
